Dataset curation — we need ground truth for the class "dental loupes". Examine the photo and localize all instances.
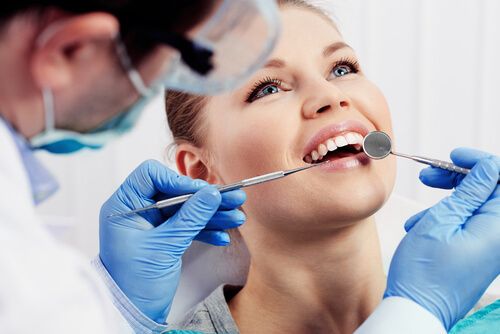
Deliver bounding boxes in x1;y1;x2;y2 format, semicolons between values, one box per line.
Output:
362;131;500;183
108;161;327;218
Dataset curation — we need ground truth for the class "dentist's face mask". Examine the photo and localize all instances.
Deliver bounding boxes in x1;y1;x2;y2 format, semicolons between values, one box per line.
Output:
29;85;159;154
31;0;280;154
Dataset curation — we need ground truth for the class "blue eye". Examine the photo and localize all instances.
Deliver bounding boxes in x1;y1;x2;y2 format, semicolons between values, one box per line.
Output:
330;58;360;78
246;77;283;102
256;84;280;98
333;65;352;77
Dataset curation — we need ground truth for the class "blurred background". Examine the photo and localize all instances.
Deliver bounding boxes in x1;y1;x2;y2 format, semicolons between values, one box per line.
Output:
36;0;500;259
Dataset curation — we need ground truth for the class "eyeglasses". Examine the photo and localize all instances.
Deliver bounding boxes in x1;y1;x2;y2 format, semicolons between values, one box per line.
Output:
119;0;281;95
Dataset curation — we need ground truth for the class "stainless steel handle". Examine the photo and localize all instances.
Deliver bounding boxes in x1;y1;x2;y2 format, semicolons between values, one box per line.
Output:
394;152;499;183
429;159;470;175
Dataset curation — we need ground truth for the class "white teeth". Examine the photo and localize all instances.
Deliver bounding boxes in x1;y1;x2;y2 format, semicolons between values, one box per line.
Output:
345;133;357;144
326;139;337;151
305;131;365;163
318;143;327;156
334;136;348;147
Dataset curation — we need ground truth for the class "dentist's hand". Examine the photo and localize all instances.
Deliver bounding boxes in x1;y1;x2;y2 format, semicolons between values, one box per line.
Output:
385;148;500;331
99;160;246;323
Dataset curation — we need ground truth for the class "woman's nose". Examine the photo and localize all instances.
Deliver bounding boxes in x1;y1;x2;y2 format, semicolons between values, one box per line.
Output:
301;81;350;119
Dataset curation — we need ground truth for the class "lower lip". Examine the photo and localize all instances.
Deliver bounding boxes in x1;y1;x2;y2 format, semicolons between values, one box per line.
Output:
314;151;371;172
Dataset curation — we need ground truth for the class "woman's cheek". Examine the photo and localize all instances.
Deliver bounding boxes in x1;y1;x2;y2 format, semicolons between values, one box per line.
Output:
364;84;392;132
343;79;396;196
342;79;392;132
213;116;286;183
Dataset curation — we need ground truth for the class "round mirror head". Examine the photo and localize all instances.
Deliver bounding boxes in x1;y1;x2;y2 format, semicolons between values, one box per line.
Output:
362;131;392;160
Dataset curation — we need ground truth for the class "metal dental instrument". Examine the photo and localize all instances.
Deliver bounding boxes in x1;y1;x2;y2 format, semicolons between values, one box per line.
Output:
362;131;500;183
109;162;326;218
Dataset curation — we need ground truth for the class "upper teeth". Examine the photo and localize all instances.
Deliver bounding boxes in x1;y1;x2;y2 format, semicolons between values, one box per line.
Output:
305;132;364;163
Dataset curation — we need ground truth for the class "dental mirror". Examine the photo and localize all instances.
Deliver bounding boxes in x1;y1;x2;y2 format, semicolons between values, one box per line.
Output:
362;131;392;159
362;131;500;182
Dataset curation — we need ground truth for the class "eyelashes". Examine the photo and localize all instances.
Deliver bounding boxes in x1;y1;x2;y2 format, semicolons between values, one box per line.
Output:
245;76;283;103
245;57;360;103
331;57;360;75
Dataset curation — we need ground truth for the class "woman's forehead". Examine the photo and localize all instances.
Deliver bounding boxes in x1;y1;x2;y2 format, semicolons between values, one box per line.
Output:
274;7;344;57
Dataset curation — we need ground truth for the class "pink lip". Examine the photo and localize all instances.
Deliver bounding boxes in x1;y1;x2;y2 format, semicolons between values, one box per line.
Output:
302;120;370;158
316;151;371;172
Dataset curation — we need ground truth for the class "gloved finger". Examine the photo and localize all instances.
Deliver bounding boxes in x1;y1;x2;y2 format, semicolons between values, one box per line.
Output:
158;186;221;234
463;198;500;242
419;148;499;190
452;157;499;206
194;230;231;246
220;189;247;210
153;187;246;209
450;147;497;169
404;208;429;232
204;209;246;230
120;160;208;201
467;157;500;225
419;167;465;189
146;189;246;228
450;148;500;192
426;157;499;225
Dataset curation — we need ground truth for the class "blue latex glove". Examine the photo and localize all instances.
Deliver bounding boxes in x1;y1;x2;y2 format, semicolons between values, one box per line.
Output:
99;160;246;323
385;148;500;331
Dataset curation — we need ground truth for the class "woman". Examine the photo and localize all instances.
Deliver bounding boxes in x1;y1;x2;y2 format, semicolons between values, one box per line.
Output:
167;0;422;333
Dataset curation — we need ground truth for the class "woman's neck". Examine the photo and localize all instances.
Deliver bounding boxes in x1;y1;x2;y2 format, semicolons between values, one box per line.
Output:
229;218;385;334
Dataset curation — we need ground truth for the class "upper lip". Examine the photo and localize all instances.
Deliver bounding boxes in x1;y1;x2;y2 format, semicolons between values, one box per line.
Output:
302;120;370;158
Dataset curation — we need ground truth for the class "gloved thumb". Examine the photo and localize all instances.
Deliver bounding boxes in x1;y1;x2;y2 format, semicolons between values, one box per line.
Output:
419;167;465;189
425;157;499;226
156;186;222;242
418;148;496;190
404;208;429;232
450;147;495;169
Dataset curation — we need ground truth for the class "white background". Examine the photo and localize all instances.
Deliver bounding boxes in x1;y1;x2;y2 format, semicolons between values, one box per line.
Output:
37;0;500;258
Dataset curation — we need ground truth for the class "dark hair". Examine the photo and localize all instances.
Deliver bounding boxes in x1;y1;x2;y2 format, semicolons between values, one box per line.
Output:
0;0;216;63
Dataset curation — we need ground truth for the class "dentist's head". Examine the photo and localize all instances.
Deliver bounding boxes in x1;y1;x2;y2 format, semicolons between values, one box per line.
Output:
0;0;280;153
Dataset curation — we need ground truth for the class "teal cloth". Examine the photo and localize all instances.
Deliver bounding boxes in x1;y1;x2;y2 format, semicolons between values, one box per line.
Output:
450;299;500;334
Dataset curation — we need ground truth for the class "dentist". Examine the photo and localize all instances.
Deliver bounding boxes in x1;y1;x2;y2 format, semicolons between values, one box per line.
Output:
0;1;279;333
0;1;498;334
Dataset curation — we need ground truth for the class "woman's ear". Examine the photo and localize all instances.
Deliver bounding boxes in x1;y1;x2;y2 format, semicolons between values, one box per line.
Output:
31;12;119;90
176;143;221;184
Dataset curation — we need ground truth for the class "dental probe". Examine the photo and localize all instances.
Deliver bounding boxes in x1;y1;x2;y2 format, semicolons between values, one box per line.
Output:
362;131;500;183
108;161;327;218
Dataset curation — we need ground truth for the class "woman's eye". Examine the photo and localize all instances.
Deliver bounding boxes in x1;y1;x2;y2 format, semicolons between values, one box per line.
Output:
257;85;280;98
332;65;352;77
246;78;283;103
330;59;360;79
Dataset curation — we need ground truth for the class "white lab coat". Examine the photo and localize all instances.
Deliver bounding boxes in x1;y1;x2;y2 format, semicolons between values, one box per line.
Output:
0;119;445;334
0;120;131;334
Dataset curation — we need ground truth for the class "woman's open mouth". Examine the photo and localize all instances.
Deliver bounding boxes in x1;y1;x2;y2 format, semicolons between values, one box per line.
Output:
303;132;364;164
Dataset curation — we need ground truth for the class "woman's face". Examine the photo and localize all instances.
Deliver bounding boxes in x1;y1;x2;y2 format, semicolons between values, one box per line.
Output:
195;7;396;234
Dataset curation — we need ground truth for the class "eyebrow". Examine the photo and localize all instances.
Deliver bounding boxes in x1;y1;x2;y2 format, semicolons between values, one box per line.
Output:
323;42;352;57
264;58;286;69
263;42;353;69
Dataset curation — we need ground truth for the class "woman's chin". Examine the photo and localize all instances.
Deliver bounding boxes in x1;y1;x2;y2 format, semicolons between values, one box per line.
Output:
244;166;394;232
299;181;391;228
